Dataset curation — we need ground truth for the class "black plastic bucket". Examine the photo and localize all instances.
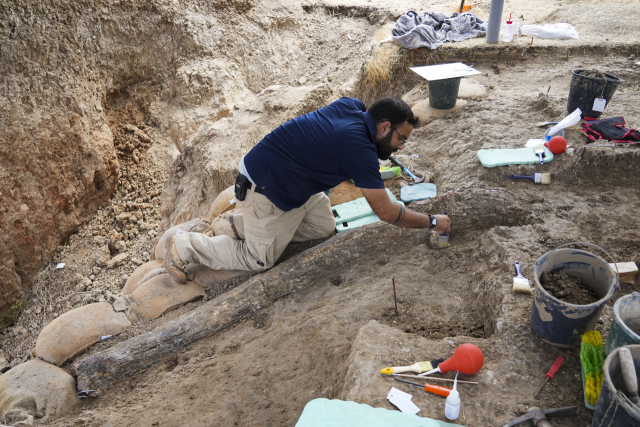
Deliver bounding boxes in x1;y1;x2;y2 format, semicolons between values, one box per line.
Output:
428;77;461;109
567;69;624;119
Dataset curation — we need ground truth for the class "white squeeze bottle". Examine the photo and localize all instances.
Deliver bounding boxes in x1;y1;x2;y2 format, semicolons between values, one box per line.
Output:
503;13;515;42
445;372;461;420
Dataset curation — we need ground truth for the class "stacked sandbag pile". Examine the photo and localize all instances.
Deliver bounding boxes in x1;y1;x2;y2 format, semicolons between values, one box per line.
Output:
2;186;249;424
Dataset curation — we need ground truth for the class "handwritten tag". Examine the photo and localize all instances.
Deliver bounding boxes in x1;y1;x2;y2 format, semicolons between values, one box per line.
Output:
593;98;606;112
176;230;186;235
387;387;421;415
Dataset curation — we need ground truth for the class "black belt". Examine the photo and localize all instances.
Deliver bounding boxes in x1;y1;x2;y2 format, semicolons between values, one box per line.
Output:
247;180;264;194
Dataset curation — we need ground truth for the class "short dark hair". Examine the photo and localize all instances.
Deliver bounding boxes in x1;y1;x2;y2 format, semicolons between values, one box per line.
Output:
367;97;419;128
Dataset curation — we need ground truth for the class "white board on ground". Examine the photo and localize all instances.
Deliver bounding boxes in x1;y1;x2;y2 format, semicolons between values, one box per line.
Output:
410;63;481;81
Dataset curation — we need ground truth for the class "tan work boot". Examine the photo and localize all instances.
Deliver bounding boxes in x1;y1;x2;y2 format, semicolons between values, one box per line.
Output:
164;236;187;284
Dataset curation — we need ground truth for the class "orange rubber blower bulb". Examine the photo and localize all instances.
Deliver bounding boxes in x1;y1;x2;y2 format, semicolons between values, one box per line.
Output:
545;136;567;155
420;343;485;376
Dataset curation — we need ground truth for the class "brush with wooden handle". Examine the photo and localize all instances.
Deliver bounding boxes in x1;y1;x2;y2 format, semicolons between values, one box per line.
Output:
513;261;532;295
438;211;450;249
381;358;445;375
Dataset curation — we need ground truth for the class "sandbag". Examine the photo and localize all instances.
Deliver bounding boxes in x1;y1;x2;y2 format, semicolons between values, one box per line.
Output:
457;79;486;99
207;185;237;222
328;181;363;206
188;264;250;288
129;274;205;320
154;218;211;260
123;259;164;295
35;302;131;366
0;360;78;426
412;98;467;127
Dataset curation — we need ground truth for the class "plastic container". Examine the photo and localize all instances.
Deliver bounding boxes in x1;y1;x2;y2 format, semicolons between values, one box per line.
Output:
543;128;565;142
605;292;640;355
530;246;617;348
591;345;640;426
444;373;460;420
567;69;624;119
503;13;516;42
428;77;461;109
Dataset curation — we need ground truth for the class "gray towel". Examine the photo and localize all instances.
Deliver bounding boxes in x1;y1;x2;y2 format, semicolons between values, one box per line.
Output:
392;11;487;50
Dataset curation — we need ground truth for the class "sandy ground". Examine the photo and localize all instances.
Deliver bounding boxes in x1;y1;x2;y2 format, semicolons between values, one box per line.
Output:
3;0;640;426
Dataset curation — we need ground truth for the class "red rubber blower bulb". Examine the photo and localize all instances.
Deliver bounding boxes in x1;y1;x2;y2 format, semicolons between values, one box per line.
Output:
545;136;567;155
437;343;485;375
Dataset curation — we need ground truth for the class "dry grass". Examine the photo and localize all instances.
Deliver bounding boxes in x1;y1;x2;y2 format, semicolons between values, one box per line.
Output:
364;43;402;95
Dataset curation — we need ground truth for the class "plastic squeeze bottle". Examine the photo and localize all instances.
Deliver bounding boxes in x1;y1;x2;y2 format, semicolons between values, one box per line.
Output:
503;13;515;42
445;372;461;420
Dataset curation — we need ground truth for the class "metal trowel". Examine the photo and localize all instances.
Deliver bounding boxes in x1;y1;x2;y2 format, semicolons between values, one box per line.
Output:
389;155;425;183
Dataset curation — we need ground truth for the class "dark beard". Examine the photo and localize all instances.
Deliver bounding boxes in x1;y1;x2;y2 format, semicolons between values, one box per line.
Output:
374;131;396;160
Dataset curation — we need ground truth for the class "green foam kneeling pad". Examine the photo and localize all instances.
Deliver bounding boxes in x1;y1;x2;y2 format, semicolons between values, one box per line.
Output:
477;146;554;167
331;189;397;224
295;398;463;427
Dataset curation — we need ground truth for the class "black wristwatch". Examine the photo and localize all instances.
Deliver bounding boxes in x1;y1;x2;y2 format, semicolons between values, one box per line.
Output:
429;215;437;229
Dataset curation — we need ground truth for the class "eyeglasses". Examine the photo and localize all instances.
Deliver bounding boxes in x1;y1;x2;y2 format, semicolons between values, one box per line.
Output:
392;127;408;148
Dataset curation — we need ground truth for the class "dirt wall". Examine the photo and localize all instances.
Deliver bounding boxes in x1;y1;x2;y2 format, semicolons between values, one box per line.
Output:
0;0;263;314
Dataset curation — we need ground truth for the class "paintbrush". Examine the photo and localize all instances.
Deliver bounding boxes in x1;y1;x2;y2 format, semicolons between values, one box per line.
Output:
533;145;545;165
513;261;532;295
438;211;450;249
508;173;551;185
380;359;445;375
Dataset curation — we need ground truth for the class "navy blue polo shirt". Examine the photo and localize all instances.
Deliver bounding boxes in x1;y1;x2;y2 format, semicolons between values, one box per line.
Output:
244;97;384;211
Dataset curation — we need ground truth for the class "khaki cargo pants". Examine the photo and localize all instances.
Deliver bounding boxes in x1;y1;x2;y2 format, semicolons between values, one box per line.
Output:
174;186;335;271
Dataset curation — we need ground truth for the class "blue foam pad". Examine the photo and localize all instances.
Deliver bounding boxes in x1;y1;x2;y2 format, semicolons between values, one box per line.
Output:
400;183;437;203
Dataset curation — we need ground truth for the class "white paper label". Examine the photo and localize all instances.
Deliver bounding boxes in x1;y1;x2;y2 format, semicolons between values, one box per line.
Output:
230;198;236;205
387;387;421;415
593;98;606;112
55;263;65;269
176;229;186;235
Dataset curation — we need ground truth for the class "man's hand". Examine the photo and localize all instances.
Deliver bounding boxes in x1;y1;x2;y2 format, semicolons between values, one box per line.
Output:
360;188;451;231
430;214;450;234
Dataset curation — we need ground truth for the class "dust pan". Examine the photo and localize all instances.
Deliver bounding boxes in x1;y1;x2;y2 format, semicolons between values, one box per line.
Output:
547;108;581;137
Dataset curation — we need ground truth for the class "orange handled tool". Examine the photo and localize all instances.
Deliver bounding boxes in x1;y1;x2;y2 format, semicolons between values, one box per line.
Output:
394;378;452;397
534;356;564;398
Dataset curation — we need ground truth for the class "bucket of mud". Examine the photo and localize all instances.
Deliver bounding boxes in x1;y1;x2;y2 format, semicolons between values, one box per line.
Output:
567;69;624;119
605;292;640;355
591;344;640;427
428;77;461;109
531;244;617;348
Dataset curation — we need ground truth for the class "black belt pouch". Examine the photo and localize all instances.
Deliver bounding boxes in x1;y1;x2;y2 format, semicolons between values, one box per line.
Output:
234;174;250;201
